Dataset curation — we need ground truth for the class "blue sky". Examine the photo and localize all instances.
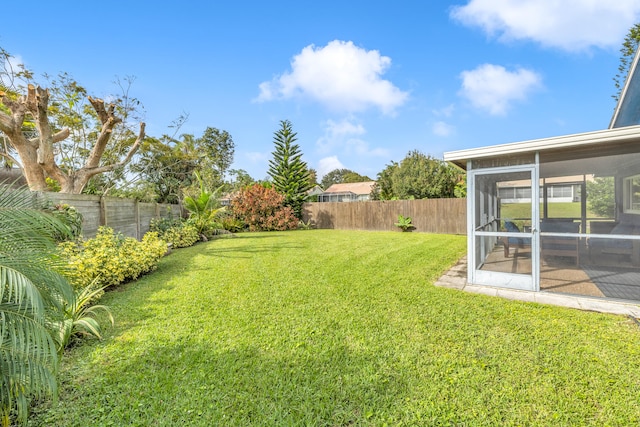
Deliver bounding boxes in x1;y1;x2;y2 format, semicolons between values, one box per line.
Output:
3;1;640;182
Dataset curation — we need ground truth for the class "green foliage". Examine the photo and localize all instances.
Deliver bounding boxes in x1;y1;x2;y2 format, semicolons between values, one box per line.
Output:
43;202;84;242
0;184;74;426
182;172;225;239
130;135;199;204
45;177;61;192
297;220;314;230
231;183;298;231
267;120;311;219
374;150;463;200
58;227;167;291
614;23;640;102
587;177;615;218
129;127;234;204
454;174;467;198
307;168;319;186
148;217;183;234
54;281;114;352
394;214;414;231
225;168;255;194
161;224;199;248
217;211;246;233
320;168;372;190
196;126;235;190
149;217;199;248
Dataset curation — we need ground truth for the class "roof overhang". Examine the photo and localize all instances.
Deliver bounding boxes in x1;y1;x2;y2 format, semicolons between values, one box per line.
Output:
444;125;640;171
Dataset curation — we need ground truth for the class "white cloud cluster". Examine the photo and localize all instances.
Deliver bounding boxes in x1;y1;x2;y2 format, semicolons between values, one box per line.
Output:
316;118;388;158
459;64;542;115
451;0;640;51
432;121;455;137
317;156;346;179
316;118;365;153
256;40;409;114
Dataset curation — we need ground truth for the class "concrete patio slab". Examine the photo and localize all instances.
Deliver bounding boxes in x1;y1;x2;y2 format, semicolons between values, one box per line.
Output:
435;257;640;318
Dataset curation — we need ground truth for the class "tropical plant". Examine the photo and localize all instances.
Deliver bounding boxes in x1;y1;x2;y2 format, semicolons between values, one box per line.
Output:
54;281;114;352
394;214;414;232
231;183;298;231
43;202;84;242
267;120;311;219
0;184;74;426
183;171;225;239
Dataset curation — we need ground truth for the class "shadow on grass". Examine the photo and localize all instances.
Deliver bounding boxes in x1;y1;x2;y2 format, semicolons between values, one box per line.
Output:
45;340;409;426
201;243;305;258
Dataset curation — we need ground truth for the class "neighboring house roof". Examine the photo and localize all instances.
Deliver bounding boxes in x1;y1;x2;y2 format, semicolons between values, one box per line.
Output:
307;185;324;196
323;181;376;195
611;46;640;128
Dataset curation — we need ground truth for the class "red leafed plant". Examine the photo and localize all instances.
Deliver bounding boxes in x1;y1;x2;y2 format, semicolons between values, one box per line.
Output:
231;184;298;231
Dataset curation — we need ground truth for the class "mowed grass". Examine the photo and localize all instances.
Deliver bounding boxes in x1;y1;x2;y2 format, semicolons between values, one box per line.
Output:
501;202;605;220
29;230;640;426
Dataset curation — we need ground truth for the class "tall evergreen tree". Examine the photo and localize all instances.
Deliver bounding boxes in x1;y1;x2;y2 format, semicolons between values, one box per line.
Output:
267;120;311;219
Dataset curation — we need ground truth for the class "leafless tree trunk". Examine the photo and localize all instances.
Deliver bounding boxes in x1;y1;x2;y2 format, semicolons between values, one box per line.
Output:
0;84;145;193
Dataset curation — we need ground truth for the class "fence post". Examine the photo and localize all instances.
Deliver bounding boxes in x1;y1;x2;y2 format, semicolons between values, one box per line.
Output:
135;199;141;239
99;196;107;227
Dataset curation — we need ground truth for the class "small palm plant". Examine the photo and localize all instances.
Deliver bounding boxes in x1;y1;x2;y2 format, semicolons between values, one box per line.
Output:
0;184;74;426
394;214;414;232
54;280;114;352
182;171;225;240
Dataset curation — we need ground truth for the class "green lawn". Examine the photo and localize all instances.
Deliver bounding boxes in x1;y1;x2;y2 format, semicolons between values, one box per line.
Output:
501;202;606;220
30;230;640;426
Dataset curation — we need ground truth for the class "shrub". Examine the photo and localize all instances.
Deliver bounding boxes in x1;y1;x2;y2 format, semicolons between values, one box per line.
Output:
160;223;200;248
59;227;167;290
218;210;246;232
231;184;298;231
149;217;183;234
149;217;200;248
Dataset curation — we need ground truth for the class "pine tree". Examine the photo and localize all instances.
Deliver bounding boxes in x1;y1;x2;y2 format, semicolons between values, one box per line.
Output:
267;120;311;219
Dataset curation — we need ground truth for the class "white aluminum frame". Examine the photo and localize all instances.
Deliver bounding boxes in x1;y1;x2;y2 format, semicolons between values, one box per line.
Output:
467;158;540;291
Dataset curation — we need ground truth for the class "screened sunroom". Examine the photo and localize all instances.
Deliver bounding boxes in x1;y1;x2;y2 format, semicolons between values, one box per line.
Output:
445;127;640;302
444;47;640;303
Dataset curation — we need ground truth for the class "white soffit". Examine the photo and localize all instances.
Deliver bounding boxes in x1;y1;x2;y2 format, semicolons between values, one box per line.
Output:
444;125;640;168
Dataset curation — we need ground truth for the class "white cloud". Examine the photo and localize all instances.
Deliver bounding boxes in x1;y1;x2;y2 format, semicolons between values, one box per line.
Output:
316;118;389;158
451;0;640;51
316;118;365;153
433;121;455;137
255;40;409;115
459;64;542;115
244;151;269;164
432;104;455;118
317;156;346;178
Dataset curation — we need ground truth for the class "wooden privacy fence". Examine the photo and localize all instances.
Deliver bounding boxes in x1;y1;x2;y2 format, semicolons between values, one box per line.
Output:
302;198;467;234
35;192;180;239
